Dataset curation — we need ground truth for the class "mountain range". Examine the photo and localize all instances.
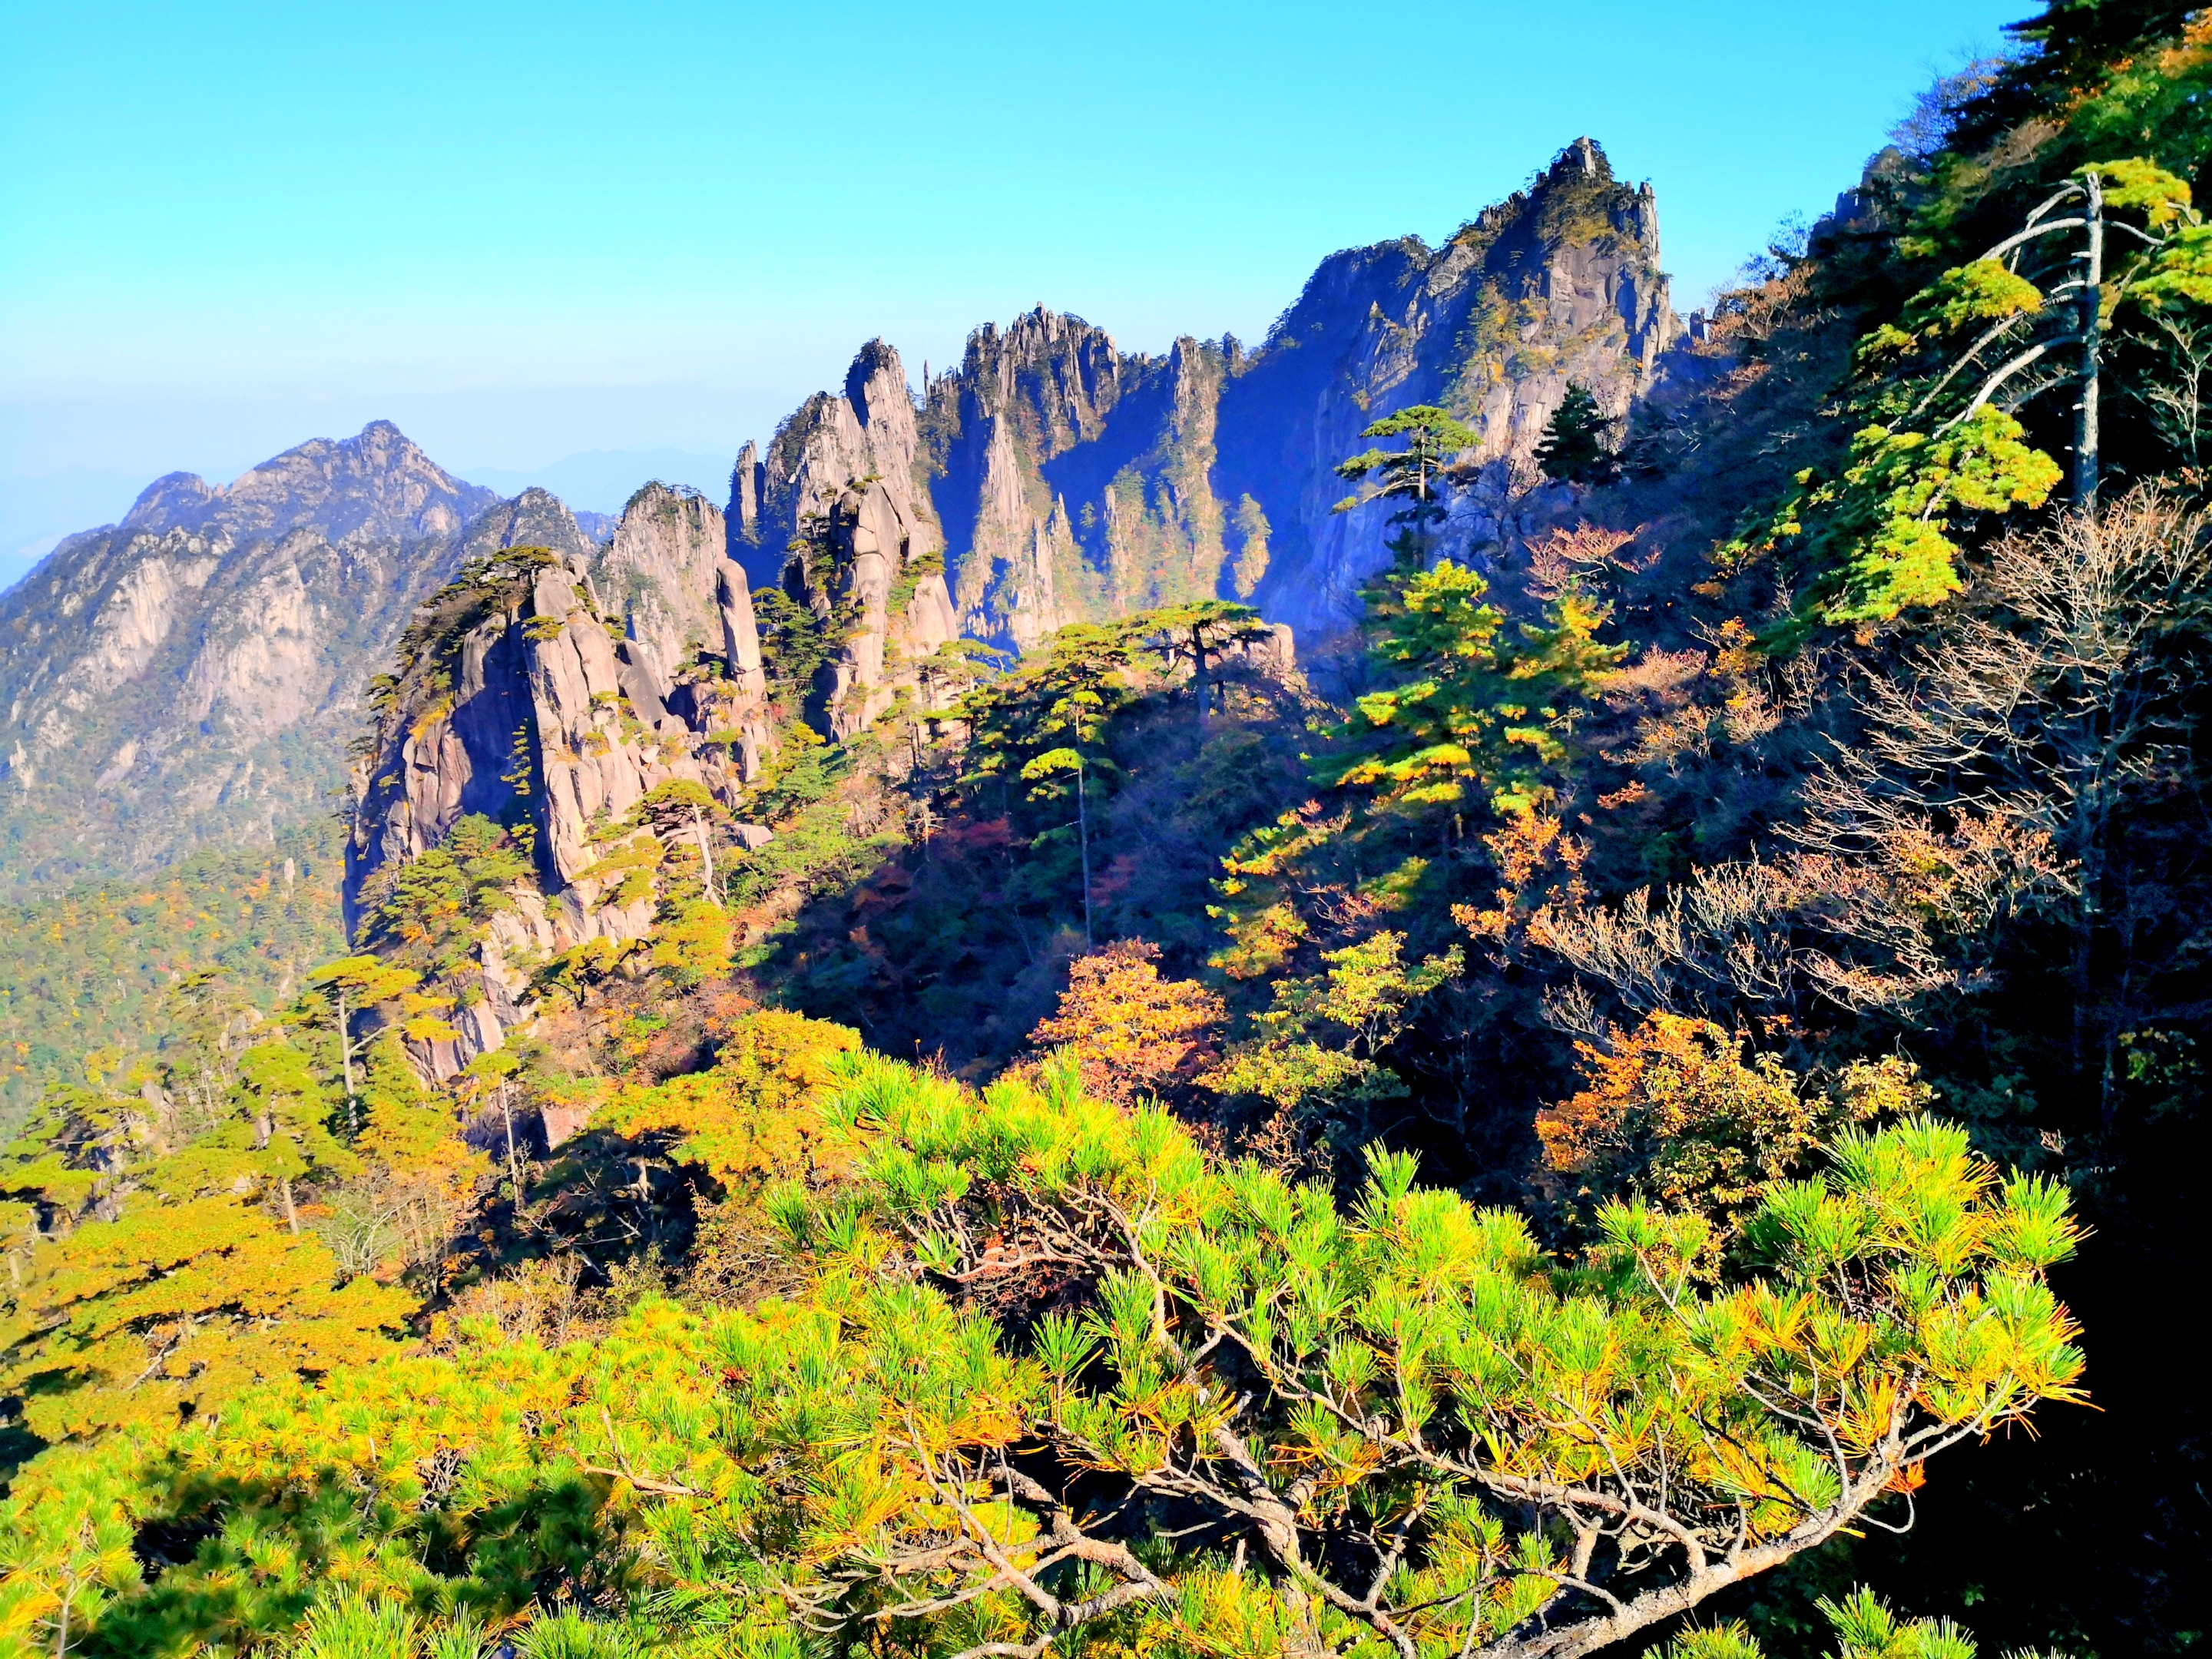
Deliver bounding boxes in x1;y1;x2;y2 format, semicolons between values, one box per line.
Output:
0;137;1684;900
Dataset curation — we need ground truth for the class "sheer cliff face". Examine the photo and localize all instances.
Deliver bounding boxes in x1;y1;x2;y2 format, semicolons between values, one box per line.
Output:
342;536;778;1072
2;134;1677;906
0;423;516;896
753;339;943;584
736;137;1683;651
1220;137;1681;635
751;339;964;736
599;483;729;682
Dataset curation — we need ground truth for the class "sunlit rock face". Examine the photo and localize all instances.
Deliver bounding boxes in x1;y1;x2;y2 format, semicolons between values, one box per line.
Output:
2;137;1684;899
739;137;1683;653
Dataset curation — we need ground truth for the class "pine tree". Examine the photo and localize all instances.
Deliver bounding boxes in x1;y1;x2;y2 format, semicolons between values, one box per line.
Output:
0;1061;2081;1658
1333;403;1478;566
1320;559;1625;823
0;1036;411;1445
1535;383;1616;482
1139;599;1273;730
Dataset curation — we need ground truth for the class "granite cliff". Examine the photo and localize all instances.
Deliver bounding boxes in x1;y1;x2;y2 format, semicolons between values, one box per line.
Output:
743;137;1683;650
743;340;969;733
3;136;1681;909
340;512;786;1073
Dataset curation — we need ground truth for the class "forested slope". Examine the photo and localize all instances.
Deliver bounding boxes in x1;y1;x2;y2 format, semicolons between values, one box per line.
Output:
5;3;2212;1655
0;826;343;1131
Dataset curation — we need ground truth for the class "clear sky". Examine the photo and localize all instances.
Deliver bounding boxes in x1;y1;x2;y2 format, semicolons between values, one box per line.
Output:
2;0;2023;572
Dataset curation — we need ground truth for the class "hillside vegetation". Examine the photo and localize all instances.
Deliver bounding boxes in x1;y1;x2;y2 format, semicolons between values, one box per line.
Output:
0;827;344;1131
5;5;2212;1656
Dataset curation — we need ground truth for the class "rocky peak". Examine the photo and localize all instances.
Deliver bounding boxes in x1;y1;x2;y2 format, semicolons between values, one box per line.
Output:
465;486;595;564
954;306;1122;459
343;528;782;1074
1555;134;1608;180
710;137;1690;659
114;420;498;545
845;339;916;456
754;342;943;588
599;483;730;681
0;414;580;895
1204;135;1687;634
121;472;220;531
727;439;765;551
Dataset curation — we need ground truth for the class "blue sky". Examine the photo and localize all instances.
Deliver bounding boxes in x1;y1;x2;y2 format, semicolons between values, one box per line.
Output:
2;0;2022;572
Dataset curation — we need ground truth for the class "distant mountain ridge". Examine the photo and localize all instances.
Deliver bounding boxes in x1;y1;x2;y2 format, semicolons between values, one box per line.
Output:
1;136;1684;899
0;425;594;897
115;419;502;542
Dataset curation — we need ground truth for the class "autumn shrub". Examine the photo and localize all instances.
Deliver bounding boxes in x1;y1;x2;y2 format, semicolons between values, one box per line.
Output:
1538;1011;1933;1250
1024;939;1226;1107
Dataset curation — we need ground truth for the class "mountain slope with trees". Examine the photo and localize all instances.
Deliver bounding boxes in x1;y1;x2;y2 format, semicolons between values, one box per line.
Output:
5;5;2212;1655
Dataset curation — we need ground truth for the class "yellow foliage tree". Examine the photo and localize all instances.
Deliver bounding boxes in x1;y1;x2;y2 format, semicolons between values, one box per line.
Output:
0;1037;416;1445
0;1195;415;1442
1538;1012;1933;1247
598;1009;862;1193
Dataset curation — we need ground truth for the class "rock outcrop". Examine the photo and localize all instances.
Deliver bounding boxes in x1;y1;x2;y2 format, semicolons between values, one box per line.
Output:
727;137;1684;653
343;505;783;1071
928;308;1125;648
754;339;942;574
1216;136;1684;634
598;483;730;683
754;340;963;736
813;478;961;737
727;440;765;554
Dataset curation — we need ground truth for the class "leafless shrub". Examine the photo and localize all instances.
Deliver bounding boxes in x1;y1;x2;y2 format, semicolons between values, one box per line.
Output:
1800;488;2210;938
1525;525;1645;601
1532;489;2210;1033
2137;309;2212;466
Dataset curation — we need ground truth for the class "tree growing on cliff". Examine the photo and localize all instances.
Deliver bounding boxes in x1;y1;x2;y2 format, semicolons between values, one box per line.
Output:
634;778;727;906
306;955;422;1134
1335;404;1479;566
1139;599;1274;730
1745;157;2203;628
1320;558;1624;826
1536;384;1617;483
958;623;1148;944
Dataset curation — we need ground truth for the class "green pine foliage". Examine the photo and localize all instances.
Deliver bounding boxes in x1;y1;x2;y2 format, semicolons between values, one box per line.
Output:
0;1055;2084;1658
9;13;2212;1656
1535;384;1615;483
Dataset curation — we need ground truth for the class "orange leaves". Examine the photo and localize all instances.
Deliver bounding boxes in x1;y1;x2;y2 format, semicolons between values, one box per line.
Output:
1026;940;1227;1108
1538;1014;1902;1250
1460;810;1588;945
